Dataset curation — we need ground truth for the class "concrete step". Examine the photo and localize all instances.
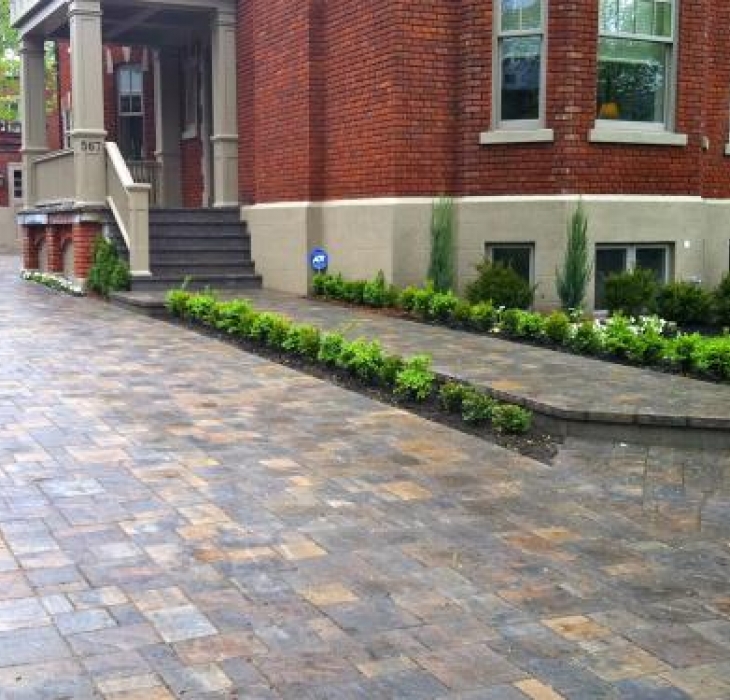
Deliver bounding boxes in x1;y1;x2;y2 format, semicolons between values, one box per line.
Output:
151;261;257;277
149;208;242;225
132;272;262;293
150;250;252;265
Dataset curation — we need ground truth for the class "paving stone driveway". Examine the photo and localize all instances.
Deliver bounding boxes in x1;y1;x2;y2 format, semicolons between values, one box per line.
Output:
1;258;729;699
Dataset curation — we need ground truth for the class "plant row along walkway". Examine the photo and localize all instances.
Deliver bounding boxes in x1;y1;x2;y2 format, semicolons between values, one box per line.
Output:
164;289;549;457
312;272;730;383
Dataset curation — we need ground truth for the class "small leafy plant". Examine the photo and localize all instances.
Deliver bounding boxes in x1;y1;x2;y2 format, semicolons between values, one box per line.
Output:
87;236;130;297
492;404;533;434
394;355;435;401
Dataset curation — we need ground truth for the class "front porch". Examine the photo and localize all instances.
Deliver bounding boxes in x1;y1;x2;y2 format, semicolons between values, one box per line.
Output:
13;0;247;287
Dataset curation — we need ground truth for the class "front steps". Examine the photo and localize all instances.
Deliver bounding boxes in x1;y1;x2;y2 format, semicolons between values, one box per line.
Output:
130;208;262;293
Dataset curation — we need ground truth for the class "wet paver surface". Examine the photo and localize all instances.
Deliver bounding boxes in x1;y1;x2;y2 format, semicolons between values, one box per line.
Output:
2;257;730;699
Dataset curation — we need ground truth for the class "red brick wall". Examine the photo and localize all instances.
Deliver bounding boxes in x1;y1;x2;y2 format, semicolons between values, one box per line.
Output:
238;0;730;203
181;138;204;207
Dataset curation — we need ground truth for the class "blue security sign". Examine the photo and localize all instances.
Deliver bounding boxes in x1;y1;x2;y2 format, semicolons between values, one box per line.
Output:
310;248;329;272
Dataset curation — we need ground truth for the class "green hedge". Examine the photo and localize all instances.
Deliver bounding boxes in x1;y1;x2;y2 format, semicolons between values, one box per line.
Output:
311;271;730;382
165;288;534;435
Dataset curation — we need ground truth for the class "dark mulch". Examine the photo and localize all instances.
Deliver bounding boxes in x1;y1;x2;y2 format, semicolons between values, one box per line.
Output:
167;316;560;465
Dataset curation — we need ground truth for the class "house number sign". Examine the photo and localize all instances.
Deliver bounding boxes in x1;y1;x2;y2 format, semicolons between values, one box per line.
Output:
80;140;103;154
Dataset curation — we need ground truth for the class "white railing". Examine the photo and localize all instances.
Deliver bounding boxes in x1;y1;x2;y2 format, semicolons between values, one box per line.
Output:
32;149;74;205
105;142;151;277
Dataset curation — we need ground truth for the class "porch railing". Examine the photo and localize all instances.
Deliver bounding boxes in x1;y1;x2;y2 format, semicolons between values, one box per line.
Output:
105;142;151;277
32;149;75;206
126;160;161;207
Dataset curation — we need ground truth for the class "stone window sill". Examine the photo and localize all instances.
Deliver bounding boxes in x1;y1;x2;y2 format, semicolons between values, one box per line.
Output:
479;128;554;145
589;128;688;147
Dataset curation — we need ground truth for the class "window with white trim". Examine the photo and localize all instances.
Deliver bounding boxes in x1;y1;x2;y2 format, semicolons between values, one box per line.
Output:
116;65;144;160
496;0;545;127
597;0;675;127
8;164;23;207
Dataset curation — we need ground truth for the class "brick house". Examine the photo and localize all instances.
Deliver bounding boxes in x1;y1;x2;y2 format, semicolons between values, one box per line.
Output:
11;0;730;309
0;121;22;252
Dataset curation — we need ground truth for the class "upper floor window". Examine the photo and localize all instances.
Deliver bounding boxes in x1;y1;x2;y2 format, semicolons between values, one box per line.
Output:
496;0;545;127
597;0;675;126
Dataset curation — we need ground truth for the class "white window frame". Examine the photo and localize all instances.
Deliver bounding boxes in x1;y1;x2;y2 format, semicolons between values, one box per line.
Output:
493;0;548;131
594;0;678;133
116;64;144;118
485;242;535;285
8;163;23;207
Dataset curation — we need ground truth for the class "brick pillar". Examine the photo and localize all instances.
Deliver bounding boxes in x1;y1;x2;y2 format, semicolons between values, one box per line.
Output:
22;226;40;270
46;226;64;273
72;222;100;279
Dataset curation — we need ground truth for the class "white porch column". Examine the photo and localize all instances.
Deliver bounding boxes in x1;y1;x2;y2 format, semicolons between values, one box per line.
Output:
153;48;182;207
210;9;239;207
19;36;48;208
68;0;107;208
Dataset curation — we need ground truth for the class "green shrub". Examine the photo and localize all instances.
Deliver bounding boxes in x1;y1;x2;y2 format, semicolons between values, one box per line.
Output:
465;261;535;309
492;404;532;434
500;308;524;336
429;291;460;323
656;282;712;326
318;332;346;366
520;312;545;339
411;283;436;319
568;320;603;354
337;339;385;383
363;271;390;308
604;268;658;317
469;301;498;332
165;289;192;318
461;389;496;425
694;337;730;380
544;311;571;344
87;236;131;297
398;286;420;313
249;312;291;347
282;324;321;360
186;293;218;324
556;201;592;313
342;279;367;304
394;355;435;401
322;273;346;299
213;299;254;333
379;353;405;386
713;273;730;327
602;315;638;360
451;300;473;327
439;381;469;413
312;273;328;296
428;196;455;292
669;333;703;373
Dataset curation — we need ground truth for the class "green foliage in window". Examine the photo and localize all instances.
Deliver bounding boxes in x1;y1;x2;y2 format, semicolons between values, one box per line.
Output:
604;267;658;317
656;282;712;326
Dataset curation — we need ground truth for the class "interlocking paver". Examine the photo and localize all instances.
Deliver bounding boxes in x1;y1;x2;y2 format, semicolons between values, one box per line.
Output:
0;256;729;698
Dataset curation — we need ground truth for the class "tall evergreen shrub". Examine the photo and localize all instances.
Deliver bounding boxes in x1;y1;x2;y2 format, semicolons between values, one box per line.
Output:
556;200;592;312
428;196;455;292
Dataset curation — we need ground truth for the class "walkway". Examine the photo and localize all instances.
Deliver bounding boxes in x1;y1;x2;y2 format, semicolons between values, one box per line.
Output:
115;287;730;445
3;256;730;699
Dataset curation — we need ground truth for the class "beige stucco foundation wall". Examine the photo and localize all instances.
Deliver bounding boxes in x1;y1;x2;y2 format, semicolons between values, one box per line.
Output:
0;208;21;253
244;195;730;311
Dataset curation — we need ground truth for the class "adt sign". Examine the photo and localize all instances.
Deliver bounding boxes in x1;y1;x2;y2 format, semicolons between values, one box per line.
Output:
309;248;329;272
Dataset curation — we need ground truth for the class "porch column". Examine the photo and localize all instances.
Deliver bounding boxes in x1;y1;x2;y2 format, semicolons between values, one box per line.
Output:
153;49;182;207
210;9;239;207
68;0;107;208
19;36;48;208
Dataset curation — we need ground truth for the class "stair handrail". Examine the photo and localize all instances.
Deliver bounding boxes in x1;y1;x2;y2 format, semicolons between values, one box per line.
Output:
105;142;152;277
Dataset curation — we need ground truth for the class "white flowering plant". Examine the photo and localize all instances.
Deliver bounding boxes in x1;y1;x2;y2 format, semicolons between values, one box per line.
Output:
20;270;85;297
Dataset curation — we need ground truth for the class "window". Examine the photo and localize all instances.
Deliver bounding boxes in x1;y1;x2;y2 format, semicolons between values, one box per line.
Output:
182;54;199;139
486;243;534;283
116;65;144;160
496;0;545;127
595;243;671;308
597;0;675;126
8;164;23;207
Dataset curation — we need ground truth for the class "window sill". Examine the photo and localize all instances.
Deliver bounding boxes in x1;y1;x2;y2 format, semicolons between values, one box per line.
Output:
479;128;554;145
589;128;688;147
724;143;730;156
